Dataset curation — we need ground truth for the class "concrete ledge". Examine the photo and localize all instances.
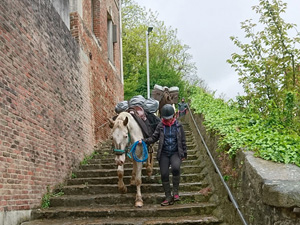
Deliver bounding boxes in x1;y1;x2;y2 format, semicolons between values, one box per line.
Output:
244;151;300;208
0;210;31;225
263;180;300;207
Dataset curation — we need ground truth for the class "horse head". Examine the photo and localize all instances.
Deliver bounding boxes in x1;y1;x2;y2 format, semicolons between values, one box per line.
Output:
158;91;174;116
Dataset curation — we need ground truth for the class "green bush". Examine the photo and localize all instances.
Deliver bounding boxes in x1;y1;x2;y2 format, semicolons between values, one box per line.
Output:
190;87;300;167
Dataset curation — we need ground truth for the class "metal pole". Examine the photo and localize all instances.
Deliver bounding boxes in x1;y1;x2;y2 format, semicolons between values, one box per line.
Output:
119;0;124;84
146;30;150;99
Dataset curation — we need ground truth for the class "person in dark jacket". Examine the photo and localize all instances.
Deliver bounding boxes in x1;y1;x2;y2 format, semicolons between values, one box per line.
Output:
139;104;187;206
177;97;188;117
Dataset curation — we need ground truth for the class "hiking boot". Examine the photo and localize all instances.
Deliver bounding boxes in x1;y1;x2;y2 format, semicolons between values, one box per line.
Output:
172;175;180;202
161;182;174;206
161;198;174;206
173;194;180;202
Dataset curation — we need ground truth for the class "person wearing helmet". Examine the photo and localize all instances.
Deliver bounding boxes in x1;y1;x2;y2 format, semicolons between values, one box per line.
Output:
178;97;188;117
139;104;187;206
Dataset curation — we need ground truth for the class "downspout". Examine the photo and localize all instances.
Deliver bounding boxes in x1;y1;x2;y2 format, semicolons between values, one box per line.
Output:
119;0;124;84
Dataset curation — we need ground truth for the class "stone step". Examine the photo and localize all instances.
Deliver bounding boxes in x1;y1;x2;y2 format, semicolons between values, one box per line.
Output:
95;143;199;154
89;153;202;164
94;146;199;158
49;191;212;207
60;181;208;195
21;120;225;225
79;159;202;170
73;165;204;178
67;173;206;185
21;215;222;225
98;141;195;152
31;202;217;220
94;147;199;162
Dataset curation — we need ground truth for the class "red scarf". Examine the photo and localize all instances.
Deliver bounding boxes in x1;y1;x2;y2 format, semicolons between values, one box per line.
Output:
162;118;176;127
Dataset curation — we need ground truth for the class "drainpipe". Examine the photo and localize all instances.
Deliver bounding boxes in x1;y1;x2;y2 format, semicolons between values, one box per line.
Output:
119;0;124;84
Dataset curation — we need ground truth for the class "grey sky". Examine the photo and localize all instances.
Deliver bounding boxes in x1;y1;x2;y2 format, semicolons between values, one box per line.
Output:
134;0;300;100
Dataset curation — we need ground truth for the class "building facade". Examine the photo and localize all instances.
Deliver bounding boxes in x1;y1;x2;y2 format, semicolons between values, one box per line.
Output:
0;0;123;224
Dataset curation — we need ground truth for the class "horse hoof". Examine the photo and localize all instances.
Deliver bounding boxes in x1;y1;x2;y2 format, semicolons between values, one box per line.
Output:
146;167;153;177
146;170;153;177
135;201;143;208
119;186;127;194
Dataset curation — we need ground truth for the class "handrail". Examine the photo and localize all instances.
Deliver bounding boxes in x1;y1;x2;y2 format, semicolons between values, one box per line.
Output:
187;104;249;225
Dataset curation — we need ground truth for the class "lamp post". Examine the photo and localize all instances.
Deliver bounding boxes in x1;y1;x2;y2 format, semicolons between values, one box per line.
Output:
146;26;153;99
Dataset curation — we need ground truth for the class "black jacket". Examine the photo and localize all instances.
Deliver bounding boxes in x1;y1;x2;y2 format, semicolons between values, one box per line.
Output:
143;120;187;161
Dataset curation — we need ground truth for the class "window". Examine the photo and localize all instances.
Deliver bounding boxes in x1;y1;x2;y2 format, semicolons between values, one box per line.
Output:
107;13;117;63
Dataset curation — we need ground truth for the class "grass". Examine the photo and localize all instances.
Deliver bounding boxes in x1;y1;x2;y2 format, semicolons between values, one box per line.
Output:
41;186;64;208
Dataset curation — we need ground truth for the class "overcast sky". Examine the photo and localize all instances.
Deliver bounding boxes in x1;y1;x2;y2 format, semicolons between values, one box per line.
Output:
134;0;300;100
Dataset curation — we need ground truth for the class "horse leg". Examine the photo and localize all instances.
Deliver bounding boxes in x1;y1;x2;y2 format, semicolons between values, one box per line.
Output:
130;161;137;185
117;165;127;193
146;152;153;177
134;161;143;208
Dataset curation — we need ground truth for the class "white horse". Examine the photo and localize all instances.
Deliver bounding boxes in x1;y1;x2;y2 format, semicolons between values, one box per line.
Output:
109;111;148;207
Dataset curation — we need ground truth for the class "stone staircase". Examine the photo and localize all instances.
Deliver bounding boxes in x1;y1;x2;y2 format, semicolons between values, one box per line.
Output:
21;122;225;225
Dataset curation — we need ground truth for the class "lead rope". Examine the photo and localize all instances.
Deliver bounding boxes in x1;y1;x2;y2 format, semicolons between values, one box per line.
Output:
127;140;148;162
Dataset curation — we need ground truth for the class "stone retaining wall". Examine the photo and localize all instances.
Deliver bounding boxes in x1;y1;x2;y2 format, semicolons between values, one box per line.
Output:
184;112;300;225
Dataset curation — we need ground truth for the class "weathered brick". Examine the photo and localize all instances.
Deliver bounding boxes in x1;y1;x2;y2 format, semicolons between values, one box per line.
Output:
1;0;123;213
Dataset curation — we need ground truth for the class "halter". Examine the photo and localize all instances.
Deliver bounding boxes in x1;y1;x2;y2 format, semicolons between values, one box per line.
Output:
113;133;131;155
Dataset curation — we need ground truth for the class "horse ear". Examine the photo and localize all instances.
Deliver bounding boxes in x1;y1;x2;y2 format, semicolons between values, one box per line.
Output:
108;118;114;128
123;117;128;126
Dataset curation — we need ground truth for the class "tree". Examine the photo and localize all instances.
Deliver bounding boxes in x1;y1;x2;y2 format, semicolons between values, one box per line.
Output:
121;0;201;100
227;0;300;130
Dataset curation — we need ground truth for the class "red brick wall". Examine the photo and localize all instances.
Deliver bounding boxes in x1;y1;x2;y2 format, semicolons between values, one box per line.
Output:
71;0;123;142
0;0;123;212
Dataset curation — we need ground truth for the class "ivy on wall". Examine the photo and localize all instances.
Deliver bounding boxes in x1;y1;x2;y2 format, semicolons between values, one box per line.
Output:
190;87;300;167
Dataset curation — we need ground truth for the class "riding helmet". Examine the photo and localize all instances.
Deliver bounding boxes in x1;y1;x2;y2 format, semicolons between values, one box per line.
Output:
161;104;175;119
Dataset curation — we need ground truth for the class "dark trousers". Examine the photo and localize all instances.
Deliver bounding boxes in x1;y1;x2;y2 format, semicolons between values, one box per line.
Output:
159;152;181;182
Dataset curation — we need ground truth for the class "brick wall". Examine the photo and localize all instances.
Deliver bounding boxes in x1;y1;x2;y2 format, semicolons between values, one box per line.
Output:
71;0;123;142
0;0;123;217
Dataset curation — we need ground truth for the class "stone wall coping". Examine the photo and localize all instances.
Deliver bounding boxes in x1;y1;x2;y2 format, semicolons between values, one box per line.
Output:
244;151;300;208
